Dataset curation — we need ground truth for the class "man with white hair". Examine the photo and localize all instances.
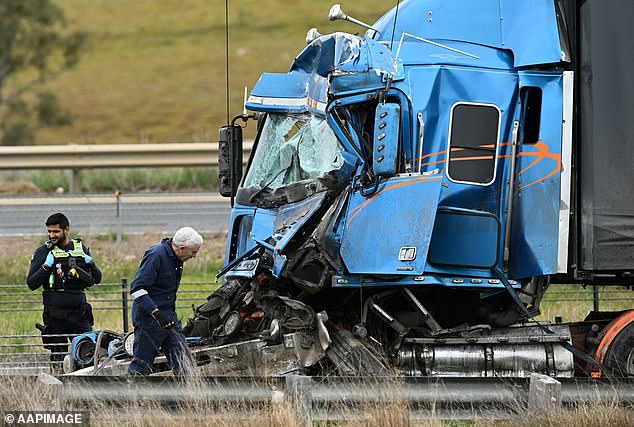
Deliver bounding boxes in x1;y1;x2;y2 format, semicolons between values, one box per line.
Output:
128;227;203;375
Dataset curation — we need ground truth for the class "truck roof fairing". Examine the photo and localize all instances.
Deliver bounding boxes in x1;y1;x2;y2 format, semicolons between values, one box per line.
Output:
245;71;328;115
291;33;398;77
246;33;402;115
373;0;568;67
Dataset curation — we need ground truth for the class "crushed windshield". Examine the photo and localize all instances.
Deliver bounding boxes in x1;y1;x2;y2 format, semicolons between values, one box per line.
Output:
243;114;344;190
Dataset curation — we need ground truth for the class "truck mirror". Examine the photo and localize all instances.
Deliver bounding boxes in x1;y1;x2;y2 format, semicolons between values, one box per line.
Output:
218;125;243;197
373;103;400;178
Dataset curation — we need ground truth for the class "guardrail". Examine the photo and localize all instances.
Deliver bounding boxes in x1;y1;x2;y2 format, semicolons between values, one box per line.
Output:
5;375;634;421
0;142;253;193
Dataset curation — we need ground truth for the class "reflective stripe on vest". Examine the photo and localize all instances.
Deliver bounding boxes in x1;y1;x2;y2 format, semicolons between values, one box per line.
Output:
50;239;86;259
49;239;87;289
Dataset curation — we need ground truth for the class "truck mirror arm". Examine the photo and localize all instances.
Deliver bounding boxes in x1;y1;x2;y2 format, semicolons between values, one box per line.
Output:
231;113;258;127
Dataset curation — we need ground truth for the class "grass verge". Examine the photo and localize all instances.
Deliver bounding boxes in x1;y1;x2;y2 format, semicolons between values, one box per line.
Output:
0;167;217;194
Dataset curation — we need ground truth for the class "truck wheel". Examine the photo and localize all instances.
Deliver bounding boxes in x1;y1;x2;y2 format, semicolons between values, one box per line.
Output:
326;329;387;376
603;322;634;377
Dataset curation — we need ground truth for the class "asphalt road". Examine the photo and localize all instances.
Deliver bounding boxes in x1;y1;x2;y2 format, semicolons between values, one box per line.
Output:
0;193;232;236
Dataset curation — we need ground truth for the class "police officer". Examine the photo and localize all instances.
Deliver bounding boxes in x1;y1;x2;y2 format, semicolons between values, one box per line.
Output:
26;213;102;362
128;226;202;375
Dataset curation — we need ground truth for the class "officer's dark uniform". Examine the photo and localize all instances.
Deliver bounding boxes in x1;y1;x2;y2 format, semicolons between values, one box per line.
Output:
27;239;102;361
128;238;194;375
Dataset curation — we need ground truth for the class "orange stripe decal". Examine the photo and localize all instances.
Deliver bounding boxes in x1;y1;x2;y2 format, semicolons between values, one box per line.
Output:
406;140;562;191
517;141;562;190
346;176;442;230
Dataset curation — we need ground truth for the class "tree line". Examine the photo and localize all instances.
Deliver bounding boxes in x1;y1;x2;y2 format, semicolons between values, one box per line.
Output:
0;0;85;145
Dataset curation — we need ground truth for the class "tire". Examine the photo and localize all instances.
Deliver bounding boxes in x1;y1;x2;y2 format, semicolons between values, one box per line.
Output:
603;322;634;377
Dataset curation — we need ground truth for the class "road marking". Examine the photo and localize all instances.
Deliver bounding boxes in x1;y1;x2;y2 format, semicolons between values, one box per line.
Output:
0;194;228;205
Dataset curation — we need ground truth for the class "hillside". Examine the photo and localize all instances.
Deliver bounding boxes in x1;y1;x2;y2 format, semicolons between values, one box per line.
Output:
33;0;391;145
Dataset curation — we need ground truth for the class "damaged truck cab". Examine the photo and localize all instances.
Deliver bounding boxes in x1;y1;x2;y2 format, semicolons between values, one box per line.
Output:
212;0;634;378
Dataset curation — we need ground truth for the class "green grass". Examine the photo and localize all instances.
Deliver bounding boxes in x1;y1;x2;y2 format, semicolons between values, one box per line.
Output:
21;0;390;146
538;285;634;324
0;280;218;335
0;167;217;194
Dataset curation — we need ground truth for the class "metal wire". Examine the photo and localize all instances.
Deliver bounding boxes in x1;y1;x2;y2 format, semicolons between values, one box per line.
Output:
0;334;79;339
544;297;634;302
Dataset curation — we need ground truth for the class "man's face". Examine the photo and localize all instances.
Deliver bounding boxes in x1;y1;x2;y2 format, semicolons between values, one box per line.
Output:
47;224;69;246
175;244;200;262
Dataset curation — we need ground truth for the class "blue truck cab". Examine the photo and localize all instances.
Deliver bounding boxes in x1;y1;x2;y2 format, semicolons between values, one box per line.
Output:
214;0;634;378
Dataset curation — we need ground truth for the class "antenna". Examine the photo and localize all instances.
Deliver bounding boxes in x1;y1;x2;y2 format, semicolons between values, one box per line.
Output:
395;32;480;61
329;4;380;37
390;0;400;50
224;0;230;124
243;86;248;115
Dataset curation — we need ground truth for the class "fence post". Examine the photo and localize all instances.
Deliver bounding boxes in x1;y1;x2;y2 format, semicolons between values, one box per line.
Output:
121;278;129;333
593;286;600;311
528;373;561;414
66;168;80;194
115;191;122;256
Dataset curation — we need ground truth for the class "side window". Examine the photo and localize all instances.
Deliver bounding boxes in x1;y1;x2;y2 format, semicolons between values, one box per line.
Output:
520;87;542;144
447;102;500;185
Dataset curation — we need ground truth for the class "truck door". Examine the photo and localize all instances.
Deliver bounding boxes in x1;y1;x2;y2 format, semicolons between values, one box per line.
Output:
427;101;504;271
329;95;444;276
418;66;518;275
509;71;573;278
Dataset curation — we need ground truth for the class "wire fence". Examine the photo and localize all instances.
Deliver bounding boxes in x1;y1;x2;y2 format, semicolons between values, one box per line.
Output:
0;279;215;374
0;281;632;375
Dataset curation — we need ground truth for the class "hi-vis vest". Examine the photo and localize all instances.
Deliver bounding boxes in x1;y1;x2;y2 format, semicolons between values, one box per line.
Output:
48;239;90;290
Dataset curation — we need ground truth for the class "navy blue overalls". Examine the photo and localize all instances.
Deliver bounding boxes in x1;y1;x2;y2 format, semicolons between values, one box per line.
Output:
128;238;194;375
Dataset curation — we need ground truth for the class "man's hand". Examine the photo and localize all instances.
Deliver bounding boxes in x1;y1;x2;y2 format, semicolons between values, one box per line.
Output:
84;255;93;264
151;309;175;329
43;252;54;268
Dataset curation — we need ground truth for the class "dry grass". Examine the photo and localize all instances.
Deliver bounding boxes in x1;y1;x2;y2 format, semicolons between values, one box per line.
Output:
0;180;44;194
346;401;413;427
2;374;634;426
0;374;304;427
89;400;302;427
497;402;634;427
3;231;226;275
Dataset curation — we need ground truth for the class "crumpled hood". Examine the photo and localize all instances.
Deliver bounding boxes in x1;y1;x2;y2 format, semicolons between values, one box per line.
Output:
222;192;329;280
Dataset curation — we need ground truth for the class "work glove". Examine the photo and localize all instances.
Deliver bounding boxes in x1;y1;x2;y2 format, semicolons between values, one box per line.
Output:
84;255;93;264
43;252;55;268
152;309;175;329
